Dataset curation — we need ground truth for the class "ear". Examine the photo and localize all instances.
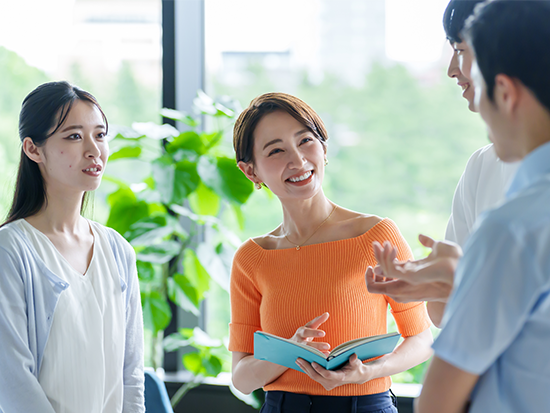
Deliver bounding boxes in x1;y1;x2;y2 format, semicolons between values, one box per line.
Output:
22;137;44;164
237;160;261;185
494;74;520;115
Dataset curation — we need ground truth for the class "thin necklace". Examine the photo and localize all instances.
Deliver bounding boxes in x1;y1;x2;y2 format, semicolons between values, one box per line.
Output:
283;204;337;251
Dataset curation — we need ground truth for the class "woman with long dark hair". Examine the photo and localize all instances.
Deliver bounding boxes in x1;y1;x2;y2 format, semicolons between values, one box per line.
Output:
0;81;144;412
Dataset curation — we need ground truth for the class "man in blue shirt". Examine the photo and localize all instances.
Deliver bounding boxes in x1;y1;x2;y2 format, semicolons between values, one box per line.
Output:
369;1;550;412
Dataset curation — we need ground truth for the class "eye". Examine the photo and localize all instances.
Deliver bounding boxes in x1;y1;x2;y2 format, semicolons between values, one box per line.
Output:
97;132;106;139
268;148;283;156
300;137;313;145
66;133;82;140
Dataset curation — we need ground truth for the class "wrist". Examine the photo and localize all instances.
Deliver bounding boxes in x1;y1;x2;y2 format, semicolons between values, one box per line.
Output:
357;360;378;384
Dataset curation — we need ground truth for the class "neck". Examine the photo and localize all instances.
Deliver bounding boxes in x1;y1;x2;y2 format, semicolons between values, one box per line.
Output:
280;190;334;239
513;89;550;159
28;186;86;234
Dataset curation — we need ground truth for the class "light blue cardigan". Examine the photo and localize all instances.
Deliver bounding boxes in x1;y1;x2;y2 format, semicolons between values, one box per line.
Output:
0;221;144;413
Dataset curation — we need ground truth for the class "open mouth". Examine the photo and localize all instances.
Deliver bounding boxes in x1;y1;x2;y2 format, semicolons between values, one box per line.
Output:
82;165;103;176
286;170;314;184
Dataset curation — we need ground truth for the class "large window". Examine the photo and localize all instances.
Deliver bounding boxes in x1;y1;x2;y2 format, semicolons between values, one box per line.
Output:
203;0;488;383
1;0;488;386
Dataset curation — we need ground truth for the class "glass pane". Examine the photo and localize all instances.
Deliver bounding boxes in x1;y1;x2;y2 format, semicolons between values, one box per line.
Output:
204;0;487;384
0;0;162;220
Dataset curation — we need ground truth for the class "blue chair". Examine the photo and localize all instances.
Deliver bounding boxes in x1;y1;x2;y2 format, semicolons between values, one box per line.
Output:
145;369;174;413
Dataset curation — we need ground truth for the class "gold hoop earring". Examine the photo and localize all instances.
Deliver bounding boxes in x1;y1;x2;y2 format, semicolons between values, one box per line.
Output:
255;182;262;190
324;158;328;166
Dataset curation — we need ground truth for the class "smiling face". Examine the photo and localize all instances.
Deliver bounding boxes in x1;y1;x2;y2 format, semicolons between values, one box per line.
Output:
25;99;109;195
239;110;326;201
448;41;475;111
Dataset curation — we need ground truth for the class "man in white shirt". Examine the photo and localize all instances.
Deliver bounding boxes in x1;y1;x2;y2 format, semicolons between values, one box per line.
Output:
372;1;550;411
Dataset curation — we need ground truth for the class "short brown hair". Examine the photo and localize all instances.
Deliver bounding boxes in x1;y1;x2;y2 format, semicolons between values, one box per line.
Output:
233;92;329;163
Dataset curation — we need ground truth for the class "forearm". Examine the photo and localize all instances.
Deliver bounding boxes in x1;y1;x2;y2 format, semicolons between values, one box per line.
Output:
232;353;288;394
361;329;433;382
427;301;447;328
415;356;478;413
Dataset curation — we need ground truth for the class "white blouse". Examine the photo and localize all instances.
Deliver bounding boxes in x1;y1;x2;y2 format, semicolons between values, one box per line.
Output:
16;219;125;413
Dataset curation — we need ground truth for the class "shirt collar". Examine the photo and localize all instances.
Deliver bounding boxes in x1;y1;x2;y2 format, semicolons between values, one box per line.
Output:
507;140;550;198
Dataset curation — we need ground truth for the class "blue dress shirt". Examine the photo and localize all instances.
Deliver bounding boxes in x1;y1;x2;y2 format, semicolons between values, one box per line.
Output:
433;141;550;413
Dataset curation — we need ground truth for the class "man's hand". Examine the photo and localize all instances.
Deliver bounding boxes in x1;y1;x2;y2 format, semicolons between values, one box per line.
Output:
366;234;462;303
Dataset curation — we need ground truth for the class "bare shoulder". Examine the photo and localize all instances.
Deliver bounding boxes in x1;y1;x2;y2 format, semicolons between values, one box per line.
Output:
251;227;285;250
335;207;383;239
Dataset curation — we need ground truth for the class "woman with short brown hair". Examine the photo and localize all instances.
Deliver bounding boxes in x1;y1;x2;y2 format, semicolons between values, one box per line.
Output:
229;92;433;413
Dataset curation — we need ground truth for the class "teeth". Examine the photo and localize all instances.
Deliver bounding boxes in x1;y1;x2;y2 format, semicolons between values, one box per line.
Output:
84;168;99;172
289;171;312;182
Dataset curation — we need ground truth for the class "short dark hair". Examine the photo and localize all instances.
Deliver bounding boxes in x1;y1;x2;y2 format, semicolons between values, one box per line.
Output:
463;0;550;111
2;81;107;227
233;92;328;164
443;0;486;44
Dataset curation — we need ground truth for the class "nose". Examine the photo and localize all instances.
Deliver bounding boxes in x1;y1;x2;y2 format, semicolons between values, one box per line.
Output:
287;146;306;168
447;52;461;79
84;135;101;159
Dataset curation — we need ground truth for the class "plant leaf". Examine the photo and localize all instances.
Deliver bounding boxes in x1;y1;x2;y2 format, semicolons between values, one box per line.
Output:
168;274;200;315
197;155;254;205
160;108;199;127
131;121;179;140
188;182;220;216
106;186;149;235
182;352;203;375
137;240;181;264
196;243;229;292
203;354;223;376
163;331;192;352
166;131;205;155
172;160;200;204
136;261;155;281
151;156;175;204
109;145;142;161
141;291;172;334
182;248;210;296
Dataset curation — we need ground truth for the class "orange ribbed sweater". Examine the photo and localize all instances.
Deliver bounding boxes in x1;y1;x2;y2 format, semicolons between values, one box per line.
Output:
228;218;431;396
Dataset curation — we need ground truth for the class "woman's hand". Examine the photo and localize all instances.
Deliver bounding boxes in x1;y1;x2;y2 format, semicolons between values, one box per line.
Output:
290;312;331;355
295;354;371;391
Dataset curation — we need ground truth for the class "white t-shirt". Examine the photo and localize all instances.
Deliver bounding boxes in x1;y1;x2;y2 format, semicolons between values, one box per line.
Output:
16;219;125;413
445;144;519;247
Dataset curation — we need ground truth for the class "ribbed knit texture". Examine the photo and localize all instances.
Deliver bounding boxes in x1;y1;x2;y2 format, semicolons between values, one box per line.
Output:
229;218;431;396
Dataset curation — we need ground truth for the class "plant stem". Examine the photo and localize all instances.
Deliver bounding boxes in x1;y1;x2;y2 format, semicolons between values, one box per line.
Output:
170;378;201;409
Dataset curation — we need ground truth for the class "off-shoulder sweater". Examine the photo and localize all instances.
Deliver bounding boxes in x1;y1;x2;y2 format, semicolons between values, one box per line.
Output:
229;218;431;396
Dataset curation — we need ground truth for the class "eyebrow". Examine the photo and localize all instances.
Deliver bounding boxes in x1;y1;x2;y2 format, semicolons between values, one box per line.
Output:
262;129;311;150
60;124;106;133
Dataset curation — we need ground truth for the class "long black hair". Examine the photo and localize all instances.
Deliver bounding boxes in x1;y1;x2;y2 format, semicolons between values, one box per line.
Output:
1;81;108;227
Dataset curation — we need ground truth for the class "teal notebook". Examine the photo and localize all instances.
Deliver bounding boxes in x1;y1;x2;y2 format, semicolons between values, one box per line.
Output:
254;331;401;372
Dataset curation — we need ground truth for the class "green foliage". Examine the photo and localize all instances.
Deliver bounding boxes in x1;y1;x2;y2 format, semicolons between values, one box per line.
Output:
103;92;253;379
0;47;50;218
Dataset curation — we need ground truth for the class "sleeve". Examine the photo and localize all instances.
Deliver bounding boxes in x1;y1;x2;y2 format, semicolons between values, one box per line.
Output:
228;243;263;354
366;219;432;337
433;218;543;374
445;150;481;247
121;246;145;413
0;246;56;413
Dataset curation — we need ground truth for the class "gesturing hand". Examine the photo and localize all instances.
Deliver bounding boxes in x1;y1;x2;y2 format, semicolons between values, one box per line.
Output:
365;234;462;303
296;354;370;391
290;312;331;355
